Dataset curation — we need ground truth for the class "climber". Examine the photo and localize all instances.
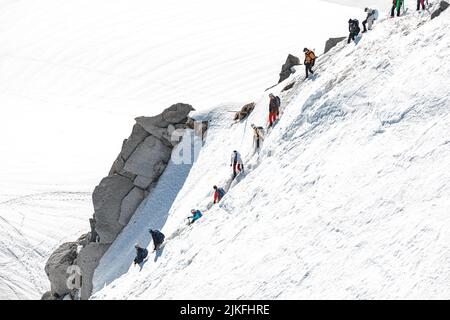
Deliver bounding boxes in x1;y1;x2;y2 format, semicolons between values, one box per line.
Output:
133;243;148;265
251;124;265;153
230;150;244;178
303;48;316;79
188;209;203;225
149;229;165;251
268;93;281;127
362;8;377;33
213;185;226;204
391;0;404;17
417;0;425;11
347;19;361;44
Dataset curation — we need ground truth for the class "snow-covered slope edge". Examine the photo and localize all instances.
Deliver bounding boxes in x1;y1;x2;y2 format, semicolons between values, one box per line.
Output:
93;10;450;299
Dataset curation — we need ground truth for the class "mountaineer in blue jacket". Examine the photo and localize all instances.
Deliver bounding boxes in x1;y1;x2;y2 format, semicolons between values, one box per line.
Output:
133;243;148;265
188;209;203;225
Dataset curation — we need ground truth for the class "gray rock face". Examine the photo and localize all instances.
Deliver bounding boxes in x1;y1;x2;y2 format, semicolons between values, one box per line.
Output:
431;1;449;19
77;243;110;300
43;103;203;300
93;175;135;244
119;187;145;226
44;242;78;297
124;136;171;179
278;54;301;83
324;37;346;54
136;103;194;133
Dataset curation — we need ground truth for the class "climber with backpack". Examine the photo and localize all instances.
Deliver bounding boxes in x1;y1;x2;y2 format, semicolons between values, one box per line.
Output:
362;8;377;33
213;185;226;204
187;209;203;225
251;124;265;153
149;229;165;251
391;0;404;17
133;243;148;265
268;93;281;127
347;19;361;44
303;48;316;79
230;150;244;178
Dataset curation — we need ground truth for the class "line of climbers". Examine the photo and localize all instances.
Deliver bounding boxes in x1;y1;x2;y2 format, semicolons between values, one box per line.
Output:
133;2;434;266
348;1;430;47
133;91;287;264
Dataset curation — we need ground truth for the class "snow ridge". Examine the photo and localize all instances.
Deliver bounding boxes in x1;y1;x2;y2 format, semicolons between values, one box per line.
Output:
92;8;450;299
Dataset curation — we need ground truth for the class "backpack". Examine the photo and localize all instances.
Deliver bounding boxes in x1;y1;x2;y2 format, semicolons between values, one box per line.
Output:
308;51;316;61
152;230;165;243
218;188;226;198
276;96;281;107
255;126;265;139
373;10;379;20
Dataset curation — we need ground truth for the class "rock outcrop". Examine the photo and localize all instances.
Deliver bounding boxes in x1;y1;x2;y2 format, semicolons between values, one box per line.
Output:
278;54;301;83
43;242;78;298
282;82;295;92
431;1;449;19
43;103;202;300
234;102;256;121
324;37;346;54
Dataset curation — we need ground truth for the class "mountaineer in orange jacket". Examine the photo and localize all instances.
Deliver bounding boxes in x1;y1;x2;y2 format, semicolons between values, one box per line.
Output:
303;48;316;79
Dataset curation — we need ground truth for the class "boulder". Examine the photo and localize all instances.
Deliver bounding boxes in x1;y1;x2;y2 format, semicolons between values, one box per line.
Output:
77;243;110;300
431;1;449;19
44;242;78;297
123;136;171;179
234;103;256;121
119;187;145;226
136;103;194;132
278;54;301;83
93;175;135;243
324;37;346;54
162;103;195;123
282;82;295;92
41;291;58;300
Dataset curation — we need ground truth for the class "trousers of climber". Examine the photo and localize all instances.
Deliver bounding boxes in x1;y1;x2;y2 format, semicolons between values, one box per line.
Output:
303;48;316;79
230;150;244;178
417;0;425;10
391;0;404;17
213;185;226;204
268;93;280;127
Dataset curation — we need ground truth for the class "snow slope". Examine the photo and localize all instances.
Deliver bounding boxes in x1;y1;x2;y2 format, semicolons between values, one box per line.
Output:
0;0;362;298
93;8;450;299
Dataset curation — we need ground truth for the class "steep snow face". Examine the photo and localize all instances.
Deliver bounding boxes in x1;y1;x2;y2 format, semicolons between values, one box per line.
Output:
93;9;450;299
0;0;361;299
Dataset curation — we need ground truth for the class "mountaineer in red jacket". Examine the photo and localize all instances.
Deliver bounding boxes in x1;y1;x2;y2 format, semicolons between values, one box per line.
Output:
213;185;226;204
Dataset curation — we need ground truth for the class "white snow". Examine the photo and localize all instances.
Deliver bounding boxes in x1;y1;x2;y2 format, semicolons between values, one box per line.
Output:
92;7;450;299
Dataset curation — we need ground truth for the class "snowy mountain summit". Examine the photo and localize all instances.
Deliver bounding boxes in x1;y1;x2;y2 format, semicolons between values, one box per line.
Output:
84;7;450;300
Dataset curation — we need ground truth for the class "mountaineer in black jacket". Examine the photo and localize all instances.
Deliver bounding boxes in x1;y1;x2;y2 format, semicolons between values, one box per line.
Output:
347;19;361;44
